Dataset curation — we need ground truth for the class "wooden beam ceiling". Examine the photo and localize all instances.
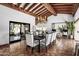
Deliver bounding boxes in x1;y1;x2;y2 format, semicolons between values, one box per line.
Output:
43;3;57;16
37;10;48;15
33;6;44;13
30;4;42;12
26;3;37;11
42;11;52;16
0;3;79;18
35;8;46;14
37;10;52;17
20;3;29;9
0;3;37;17
51;3;76;15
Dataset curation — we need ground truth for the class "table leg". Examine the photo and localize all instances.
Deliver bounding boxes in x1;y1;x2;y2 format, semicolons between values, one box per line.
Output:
38;40;40;53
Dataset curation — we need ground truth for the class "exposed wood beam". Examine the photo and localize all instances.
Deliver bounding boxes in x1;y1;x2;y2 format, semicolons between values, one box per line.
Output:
33;6;44;13
43;3;57;16
42;13;50;17
38;10;49;15
37;9;52;17
35;8;46;14
29;4;41;12
37;10;48;15
16;3;21;7
26;3;37;11
0;3;37;17
37;10;51;17
75;18;79;23
42;11;52;16
20;3;29;9
24;3;33;10
13;3;18;5
72;4;79;16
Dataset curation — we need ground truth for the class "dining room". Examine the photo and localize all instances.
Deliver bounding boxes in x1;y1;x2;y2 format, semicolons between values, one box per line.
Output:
0;3;79;56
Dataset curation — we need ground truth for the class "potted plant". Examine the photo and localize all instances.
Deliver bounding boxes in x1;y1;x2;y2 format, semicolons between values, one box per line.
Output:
65;21;75;39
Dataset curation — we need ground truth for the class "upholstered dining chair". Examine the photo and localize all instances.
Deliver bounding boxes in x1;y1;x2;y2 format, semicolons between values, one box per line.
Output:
51;32;57;44
75;40;79;56
40;33;52;52
26;33;39;53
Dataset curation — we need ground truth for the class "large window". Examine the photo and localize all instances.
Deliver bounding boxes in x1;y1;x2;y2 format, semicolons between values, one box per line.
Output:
9;21;30;43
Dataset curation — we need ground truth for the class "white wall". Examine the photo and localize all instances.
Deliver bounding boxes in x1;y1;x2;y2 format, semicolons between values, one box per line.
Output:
74;7;79;21
47;14;74;31
74;7;79;41
74;19;79;41
0;5;35;45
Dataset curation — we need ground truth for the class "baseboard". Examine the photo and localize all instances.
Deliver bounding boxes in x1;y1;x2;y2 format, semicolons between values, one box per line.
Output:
10;40;21;44
0;44;9;48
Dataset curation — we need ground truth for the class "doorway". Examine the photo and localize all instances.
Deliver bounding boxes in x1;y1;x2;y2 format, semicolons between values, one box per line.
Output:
9;21;30;55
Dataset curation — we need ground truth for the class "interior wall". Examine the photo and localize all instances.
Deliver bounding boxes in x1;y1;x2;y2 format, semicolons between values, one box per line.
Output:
74;7;79;21
47;14;74;31
74;19;79;41
0;5;35;45
74;7;79;40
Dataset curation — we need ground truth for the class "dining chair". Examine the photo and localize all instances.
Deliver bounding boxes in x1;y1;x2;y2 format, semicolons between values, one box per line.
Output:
75;40;79;56
62;31;68;39
51;32;57;44
40;33;52;52
26;33;39;53
50;33;54;46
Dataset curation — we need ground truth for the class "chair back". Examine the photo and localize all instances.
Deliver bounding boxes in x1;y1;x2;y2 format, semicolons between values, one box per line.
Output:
53;32;57;40
63;32;67;35
26;33;34;47
51;33;54;42
46;33;52;46
51;32;57;42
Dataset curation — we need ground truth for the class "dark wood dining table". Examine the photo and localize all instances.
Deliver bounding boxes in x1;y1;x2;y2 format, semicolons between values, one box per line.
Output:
34;35;45;53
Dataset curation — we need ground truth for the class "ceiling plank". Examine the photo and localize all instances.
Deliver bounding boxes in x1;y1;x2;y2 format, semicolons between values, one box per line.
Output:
43;3;57;16
57;11;72;14
51;3;73;6
53;6;74;9
56;8;73;10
